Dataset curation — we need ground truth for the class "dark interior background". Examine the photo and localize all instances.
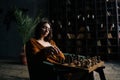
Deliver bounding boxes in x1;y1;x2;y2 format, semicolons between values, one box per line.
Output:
0;0;49;60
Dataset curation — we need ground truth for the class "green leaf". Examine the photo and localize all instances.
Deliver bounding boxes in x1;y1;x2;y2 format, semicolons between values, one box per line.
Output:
14;9;40;44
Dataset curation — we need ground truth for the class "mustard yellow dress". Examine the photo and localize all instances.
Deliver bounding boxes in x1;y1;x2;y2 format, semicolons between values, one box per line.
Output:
25;38;65;80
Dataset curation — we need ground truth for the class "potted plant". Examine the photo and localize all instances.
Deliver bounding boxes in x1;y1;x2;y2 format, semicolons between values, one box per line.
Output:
14;9;40;65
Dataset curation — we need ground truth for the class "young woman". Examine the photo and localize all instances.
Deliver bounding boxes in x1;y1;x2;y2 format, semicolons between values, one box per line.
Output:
25;18;65;80
25;18;106;80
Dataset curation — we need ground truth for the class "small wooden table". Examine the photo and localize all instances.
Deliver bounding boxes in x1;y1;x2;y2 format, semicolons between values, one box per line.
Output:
54;61;106;80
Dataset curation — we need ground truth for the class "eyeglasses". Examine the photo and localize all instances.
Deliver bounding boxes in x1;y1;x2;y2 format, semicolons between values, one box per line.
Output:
42;26;51;31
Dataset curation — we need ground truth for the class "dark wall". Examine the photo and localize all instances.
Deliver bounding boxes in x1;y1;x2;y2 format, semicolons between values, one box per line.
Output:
0;0;49;59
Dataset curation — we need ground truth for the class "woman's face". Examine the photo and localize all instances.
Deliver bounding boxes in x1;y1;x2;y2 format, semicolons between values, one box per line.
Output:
41;23;51;37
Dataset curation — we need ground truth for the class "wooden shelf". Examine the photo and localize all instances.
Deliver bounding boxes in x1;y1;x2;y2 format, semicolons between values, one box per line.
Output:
49;0;120;60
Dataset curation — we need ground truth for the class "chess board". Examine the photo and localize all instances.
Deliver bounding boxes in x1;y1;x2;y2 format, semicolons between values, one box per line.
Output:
56;61;105;73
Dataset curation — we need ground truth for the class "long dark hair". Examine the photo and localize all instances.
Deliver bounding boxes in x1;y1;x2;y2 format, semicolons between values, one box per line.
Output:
34;18;53;42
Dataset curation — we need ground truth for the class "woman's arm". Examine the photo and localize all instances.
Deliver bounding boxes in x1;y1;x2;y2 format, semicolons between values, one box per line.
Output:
50;40;65;60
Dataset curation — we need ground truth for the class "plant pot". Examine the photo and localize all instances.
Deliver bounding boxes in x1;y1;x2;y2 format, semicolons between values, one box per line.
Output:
20;53;27;65
20;45;27;65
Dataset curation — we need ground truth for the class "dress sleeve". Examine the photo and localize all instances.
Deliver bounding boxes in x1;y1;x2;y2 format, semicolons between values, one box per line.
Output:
25;38;43;55
50;40;65;60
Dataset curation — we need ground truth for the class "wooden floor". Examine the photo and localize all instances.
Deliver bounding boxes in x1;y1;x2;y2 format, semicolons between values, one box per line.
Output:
0;59;120;80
